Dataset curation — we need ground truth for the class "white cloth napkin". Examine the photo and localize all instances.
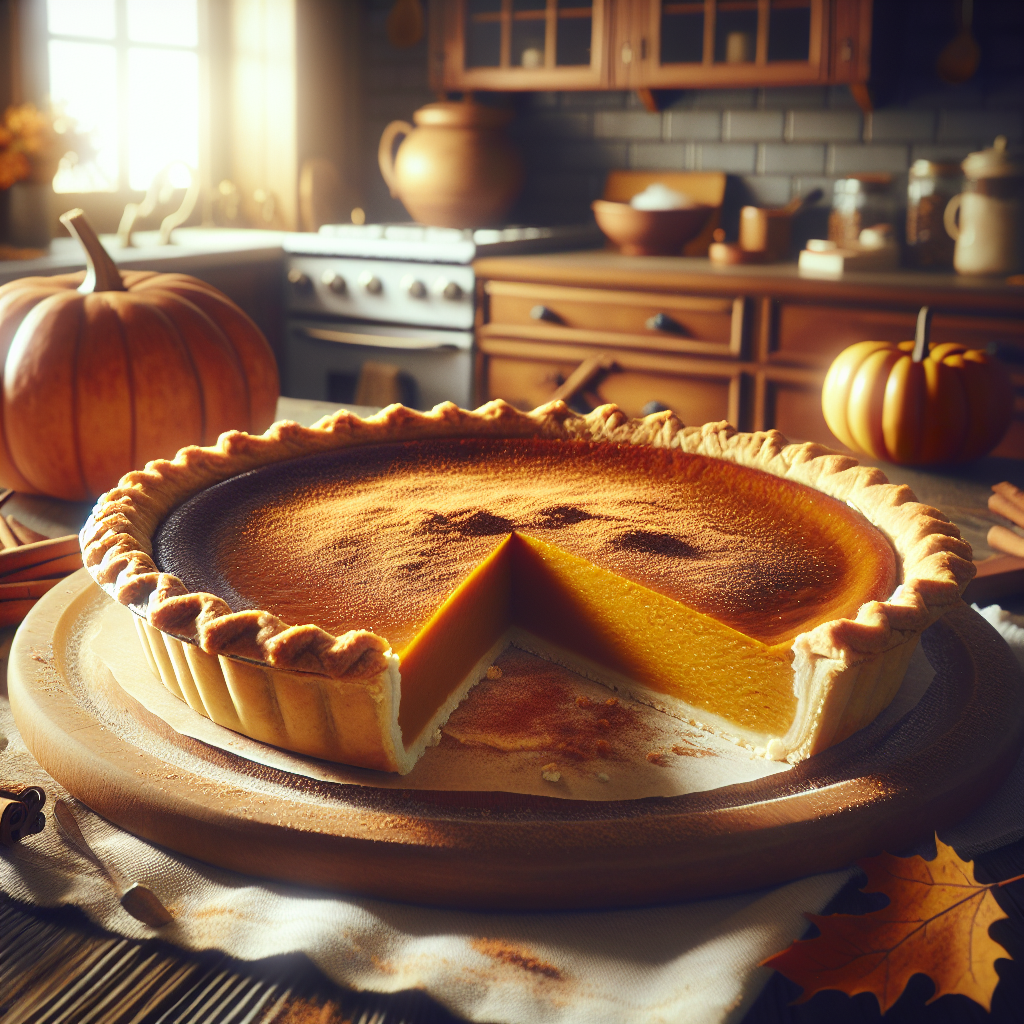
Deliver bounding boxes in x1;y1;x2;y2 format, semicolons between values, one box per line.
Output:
1;606;1022;1024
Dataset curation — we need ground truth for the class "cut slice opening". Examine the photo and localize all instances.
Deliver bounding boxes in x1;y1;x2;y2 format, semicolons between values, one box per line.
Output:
396;532;796;750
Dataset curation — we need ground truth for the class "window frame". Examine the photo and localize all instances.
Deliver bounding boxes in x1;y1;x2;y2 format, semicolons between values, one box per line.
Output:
25;0;212;232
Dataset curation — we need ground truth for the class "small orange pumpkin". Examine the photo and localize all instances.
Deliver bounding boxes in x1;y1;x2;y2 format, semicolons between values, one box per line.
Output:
0;209;279;500
821;308;1013;465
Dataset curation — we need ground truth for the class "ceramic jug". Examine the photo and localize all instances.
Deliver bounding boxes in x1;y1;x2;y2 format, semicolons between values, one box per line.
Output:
944;136;1022;275
378;101;524;228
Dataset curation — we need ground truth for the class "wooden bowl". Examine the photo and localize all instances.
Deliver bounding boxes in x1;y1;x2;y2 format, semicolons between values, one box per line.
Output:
591;200;713;256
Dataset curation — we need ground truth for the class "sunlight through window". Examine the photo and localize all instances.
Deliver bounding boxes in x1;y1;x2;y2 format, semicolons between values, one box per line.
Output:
47;0;200;194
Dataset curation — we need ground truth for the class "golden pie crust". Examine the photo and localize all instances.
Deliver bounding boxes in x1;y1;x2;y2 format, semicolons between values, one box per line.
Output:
81;401;975;773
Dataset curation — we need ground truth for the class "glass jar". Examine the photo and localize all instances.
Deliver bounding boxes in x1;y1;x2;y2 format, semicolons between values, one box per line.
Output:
906;160;961;268
828;176;897;246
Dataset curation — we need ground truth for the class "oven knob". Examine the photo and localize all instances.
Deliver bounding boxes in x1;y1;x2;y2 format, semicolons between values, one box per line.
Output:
287;268;311;293
436;280;463;301
359;271;383;295
402;275;427;299
321;270;347;294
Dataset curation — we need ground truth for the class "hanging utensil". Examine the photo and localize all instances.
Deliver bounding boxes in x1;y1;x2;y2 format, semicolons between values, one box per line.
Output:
387;0;424;49
936;0;980;84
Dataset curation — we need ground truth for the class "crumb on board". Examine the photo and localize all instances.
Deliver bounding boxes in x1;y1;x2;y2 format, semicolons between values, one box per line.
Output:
596;772;610;782
485;665;502;680
646;750;669;767
541;762;561;782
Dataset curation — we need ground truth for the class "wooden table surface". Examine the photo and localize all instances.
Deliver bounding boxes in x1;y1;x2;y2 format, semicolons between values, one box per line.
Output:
1;397;1021;1024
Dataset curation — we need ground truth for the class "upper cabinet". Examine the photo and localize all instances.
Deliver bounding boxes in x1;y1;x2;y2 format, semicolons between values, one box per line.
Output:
632;0;827;89
431;0;613;91
430;0;875;108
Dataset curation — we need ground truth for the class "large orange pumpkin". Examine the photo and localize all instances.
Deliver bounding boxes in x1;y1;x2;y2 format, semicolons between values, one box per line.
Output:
821;307;1013;465
0;209;279;500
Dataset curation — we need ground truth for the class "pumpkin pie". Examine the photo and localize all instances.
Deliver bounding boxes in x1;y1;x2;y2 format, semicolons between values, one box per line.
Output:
81;402;974;773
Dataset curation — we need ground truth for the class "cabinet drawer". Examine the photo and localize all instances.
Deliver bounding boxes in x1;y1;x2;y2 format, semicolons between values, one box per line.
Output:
772;303;1024;368
480;337;747;428
485;281;745;357
755;368;841;449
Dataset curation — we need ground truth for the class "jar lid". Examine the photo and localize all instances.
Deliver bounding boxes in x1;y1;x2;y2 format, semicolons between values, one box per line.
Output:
962;136;1021;179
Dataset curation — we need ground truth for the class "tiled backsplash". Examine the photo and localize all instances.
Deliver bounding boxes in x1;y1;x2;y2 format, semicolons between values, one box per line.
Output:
505;86;1023;240
361;0;1023;244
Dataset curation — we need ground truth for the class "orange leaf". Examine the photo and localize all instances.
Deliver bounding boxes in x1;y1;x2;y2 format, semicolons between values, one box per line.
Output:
762;836;1016;1013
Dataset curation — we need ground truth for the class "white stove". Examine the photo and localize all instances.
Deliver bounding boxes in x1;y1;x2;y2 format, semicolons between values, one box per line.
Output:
284;221;601;265
281;223;599;409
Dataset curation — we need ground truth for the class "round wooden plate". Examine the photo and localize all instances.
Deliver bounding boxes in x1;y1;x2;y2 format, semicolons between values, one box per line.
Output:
9;572;1024;910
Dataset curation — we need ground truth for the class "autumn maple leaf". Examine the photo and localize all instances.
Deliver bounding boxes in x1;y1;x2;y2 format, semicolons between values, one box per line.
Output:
762;836;1021;1013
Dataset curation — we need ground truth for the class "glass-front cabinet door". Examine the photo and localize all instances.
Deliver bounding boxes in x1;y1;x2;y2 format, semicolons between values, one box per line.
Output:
636;0;827;88
435;0;611;90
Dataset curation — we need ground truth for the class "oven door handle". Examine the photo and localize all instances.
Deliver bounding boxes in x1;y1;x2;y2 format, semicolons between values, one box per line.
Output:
296;326;461;351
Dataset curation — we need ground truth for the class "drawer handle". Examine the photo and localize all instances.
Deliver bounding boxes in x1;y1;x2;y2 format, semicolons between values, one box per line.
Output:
550;353;618;404
530;304;563;324
646;312;684;333
297;326;459;351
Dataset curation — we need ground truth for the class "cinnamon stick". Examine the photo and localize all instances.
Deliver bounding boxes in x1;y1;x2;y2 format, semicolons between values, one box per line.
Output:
0;551;82;584
0;796;28;846
989;492;1024;531
0;535;80;576
987;524;1024;560
7;517;47;545
0;577;64;601
992;481;1024;519
0;598;37;628
0;517;19;549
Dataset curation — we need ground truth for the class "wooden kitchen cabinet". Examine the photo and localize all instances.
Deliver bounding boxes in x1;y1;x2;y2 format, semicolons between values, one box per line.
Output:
429;0;614;91
430;0;874;107
474;250;1024;460
629;0;829;91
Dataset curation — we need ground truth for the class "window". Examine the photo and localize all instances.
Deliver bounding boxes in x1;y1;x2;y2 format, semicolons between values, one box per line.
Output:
46;0;201;194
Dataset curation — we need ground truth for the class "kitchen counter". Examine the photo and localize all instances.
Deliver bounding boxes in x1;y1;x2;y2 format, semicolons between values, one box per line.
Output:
0;227;288;286
473;250;1024;312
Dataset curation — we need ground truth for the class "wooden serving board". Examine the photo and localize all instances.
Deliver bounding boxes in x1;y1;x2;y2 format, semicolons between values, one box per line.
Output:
9;573;1024;911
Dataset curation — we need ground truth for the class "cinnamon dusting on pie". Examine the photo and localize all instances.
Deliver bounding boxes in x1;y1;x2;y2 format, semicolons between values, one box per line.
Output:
153;437;896;650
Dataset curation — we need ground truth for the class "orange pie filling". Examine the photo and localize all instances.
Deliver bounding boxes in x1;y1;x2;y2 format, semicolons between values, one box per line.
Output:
130;435;902;772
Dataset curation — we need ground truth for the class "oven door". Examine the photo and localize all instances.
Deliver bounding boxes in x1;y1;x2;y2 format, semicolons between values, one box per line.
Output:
284;319;474;410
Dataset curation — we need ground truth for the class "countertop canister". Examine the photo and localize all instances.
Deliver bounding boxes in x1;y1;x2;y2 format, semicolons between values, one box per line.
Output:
378;101;523;229
944;136;1022;275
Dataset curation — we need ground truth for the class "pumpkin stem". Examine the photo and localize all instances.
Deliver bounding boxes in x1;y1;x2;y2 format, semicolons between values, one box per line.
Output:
912;306;932;363
60;208;126;294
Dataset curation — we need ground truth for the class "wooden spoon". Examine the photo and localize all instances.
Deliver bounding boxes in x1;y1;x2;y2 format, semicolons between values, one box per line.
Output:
387;0;424;49
937;0;980;85
54;799;173;928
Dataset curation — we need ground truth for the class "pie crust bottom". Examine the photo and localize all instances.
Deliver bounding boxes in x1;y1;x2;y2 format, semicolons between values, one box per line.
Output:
133;613;921;775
